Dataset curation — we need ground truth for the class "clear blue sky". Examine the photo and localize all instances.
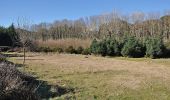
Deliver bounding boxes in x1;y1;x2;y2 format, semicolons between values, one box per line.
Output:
1;0;170;27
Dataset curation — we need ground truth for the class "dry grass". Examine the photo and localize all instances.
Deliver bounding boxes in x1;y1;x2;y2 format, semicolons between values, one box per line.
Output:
35;38;92;50
9;53;170;99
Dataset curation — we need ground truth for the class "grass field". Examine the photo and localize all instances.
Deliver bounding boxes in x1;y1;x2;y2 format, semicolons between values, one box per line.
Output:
9;53;170;100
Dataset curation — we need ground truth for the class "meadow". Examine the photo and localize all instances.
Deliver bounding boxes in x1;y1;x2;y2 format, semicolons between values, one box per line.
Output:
9;52;170;100
1;1;170;100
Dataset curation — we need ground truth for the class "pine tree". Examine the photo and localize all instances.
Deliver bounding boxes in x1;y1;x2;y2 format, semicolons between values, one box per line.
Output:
8;24;20;47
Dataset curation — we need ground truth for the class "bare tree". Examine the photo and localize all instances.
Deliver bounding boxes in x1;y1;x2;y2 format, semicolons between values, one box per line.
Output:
22;10;170;41
16;17;33;64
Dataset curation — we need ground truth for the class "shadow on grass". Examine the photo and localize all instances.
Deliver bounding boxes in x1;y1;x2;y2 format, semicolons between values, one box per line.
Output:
2;53;44;61
18;71;75;99
3;53;37;58
16;66;74;99
36;81;74;99
1;54;75;99
3;53;24;57
18;65;74;99
15;63;25;67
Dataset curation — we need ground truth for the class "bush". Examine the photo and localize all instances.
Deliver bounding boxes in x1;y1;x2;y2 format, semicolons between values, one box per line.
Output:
53;47;63;53
65;46;77;54
82;48;91;55
40;47;52;53
145;37;165;58
106;38;120;56
163;42;170;58
90;38;120;56
27;41;38;52
0;61;40;100
90;39;107;56
121;36;145;57
76;46;84;54
97;40;107;56
90;39;99;54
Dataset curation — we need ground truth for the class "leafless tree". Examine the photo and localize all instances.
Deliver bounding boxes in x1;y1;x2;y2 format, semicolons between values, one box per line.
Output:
16;17;33;64
17;10;170;41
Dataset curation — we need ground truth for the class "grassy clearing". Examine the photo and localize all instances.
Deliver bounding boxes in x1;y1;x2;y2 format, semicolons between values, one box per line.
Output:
8;52;170;100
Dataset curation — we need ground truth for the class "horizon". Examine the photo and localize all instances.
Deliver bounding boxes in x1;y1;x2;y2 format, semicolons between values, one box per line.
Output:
1;0;170;27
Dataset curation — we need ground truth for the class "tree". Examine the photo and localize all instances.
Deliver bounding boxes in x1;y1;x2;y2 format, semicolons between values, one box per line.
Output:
121;36;145;57
145;36;165;58
106;38;120;56
17;18;33;64
90;39;99;54
97;40;107;56
161;15;170;40
0;27;13;46
8;24;20;47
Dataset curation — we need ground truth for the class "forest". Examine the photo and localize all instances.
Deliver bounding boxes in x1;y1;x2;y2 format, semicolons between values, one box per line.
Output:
22;11;170;40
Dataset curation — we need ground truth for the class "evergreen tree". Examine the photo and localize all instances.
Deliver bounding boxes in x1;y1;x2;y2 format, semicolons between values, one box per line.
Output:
0;26;13;46
145;37;165;58
90;39;99;54
98;40;107;56
8;24;20;47
121;36;145;57
106;38;120;56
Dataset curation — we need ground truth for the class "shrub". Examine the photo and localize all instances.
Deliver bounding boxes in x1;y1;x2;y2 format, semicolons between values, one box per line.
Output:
40;47;52;53
90;39;108;56
76;46;84;54
106;38;120;56
0;61;40;100
121;36;145;57
53;47;63;53
65;46;77;54
27;41;38;52
90;39;99;54
82;48;91;55
163;42;170;58
145;37;165;58
97;40;107;56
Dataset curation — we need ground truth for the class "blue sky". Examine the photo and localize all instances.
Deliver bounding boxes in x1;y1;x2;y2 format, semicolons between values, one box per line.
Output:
1;0;170;27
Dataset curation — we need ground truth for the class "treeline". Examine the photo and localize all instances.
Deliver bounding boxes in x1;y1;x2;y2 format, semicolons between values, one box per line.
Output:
1;10;170;59
90;36;168;58
35;36;169;58
1;11;170;46
28;11;170;41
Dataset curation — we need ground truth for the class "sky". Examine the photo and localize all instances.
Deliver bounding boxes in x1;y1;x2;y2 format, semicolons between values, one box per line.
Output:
1;0;170;27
